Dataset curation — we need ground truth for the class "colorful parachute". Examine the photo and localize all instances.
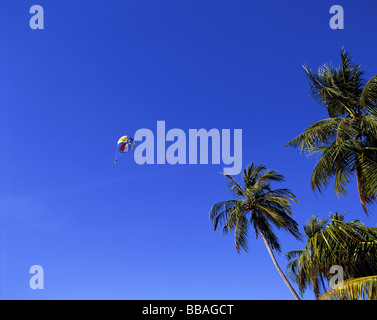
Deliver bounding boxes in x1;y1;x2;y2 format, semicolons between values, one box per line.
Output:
114;136;135;163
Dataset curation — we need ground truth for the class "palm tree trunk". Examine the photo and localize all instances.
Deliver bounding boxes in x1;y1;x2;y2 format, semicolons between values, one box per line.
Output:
255;224;301;300
356;165;369;214
354;131;372;215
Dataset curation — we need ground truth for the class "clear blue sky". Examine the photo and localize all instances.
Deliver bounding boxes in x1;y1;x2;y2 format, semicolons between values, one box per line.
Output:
1;0;377;300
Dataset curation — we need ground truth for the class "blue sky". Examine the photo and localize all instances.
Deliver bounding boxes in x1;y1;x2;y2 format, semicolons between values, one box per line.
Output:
1;0;377;300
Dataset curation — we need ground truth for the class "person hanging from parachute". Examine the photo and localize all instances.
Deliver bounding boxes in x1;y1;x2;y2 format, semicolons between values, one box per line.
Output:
114;135;135;164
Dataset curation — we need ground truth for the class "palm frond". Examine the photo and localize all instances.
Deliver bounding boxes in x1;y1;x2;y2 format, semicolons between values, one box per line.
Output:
319;275;377;300
310;141;355;196
252;214;282;252
234;208;249;253
285;118;341;154
303;215;328;239
359;75;377;108
221;173;247;198
209;200;238;231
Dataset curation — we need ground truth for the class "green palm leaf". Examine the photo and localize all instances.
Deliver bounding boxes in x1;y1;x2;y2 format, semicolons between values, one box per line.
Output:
319;275;377;300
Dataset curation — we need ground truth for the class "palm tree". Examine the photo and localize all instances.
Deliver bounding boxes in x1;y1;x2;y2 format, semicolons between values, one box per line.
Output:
209;162;302;300
286;49;377;214
286;213;377;299
285;215;328;299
